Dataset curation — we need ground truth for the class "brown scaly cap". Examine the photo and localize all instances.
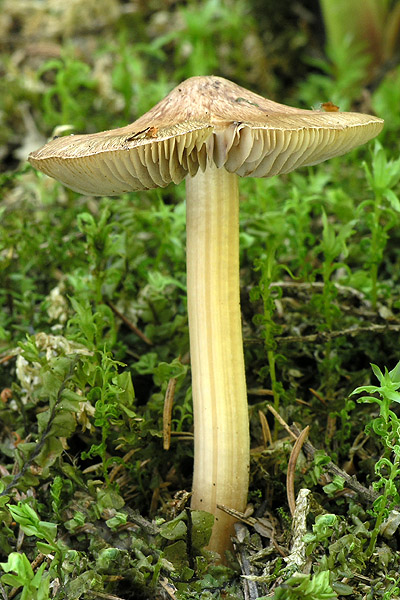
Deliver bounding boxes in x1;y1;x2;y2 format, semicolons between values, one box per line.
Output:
28;76;384;195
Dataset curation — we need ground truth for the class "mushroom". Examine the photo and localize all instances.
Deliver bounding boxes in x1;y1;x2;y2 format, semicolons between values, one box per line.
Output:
28;76;383;559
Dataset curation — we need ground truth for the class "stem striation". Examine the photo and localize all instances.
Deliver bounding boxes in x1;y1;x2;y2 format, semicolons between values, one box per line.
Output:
186;164;250;558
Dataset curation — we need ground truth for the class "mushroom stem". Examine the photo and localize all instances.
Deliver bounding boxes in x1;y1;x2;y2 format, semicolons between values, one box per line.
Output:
186;164;250;558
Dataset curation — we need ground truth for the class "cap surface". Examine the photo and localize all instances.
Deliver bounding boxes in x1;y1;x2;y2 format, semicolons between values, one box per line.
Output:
29;76;384;195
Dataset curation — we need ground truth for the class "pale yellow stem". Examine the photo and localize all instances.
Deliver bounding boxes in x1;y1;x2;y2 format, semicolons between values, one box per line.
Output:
186;164;250;559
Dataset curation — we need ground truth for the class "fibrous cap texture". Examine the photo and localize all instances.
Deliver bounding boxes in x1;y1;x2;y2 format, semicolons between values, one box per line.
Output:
29;76;384;195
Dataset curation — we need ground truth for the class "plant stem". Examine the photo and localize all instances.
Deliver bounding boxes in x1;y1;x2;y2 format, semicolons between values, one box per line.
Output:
367;453;400;558
260;248;280;438
370;189;382;309
186;164;249;558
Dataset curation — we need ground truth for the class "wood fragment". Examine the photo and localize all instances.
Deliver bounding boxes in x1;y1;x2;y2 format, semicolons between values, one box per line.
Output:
159;578;178;599
285;488;311;570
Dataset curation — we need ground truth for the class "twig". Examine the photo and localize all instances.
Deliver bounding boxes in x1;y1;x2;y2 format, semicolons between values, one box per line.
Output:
0;352;17;365
217;505;275;540
247;323;400;346
262;408;381;508
258;410;272;448
169;431;193;439
270;280;370;304
219;504;286;557
286;426;310;516
123;507;160;536
247;388;274;397
266;405;297;440
109;448;136;483
0;354;16;364
290;424;380;505
8;587;18;600
86;591;125;600
309;388;327;407
107;301;153;345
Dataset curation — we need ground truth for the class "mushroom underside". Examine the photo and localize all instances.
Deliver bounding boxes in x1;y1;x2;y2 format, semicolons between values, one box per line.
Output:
29;119;383;195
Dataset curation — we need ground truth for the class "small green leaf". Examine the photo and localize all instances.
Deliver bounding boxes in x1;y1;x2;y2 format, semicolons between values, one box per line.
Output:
191;510;214;549
162;539;188;567
160;515;187;540
0;551;34;583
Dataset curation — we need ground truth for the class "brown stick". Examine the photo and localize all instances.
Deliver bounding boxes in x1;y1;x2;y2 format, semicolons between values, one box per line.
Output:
290;424;380;505
107;301;153;345
266;404;297;441
247;323;400;346
258;410;273;448
286;426;310;516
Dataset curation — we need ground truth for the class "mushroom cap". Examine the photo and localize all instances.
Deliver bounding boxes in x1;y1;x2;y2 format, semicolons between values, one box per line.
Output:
29;76;384;195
